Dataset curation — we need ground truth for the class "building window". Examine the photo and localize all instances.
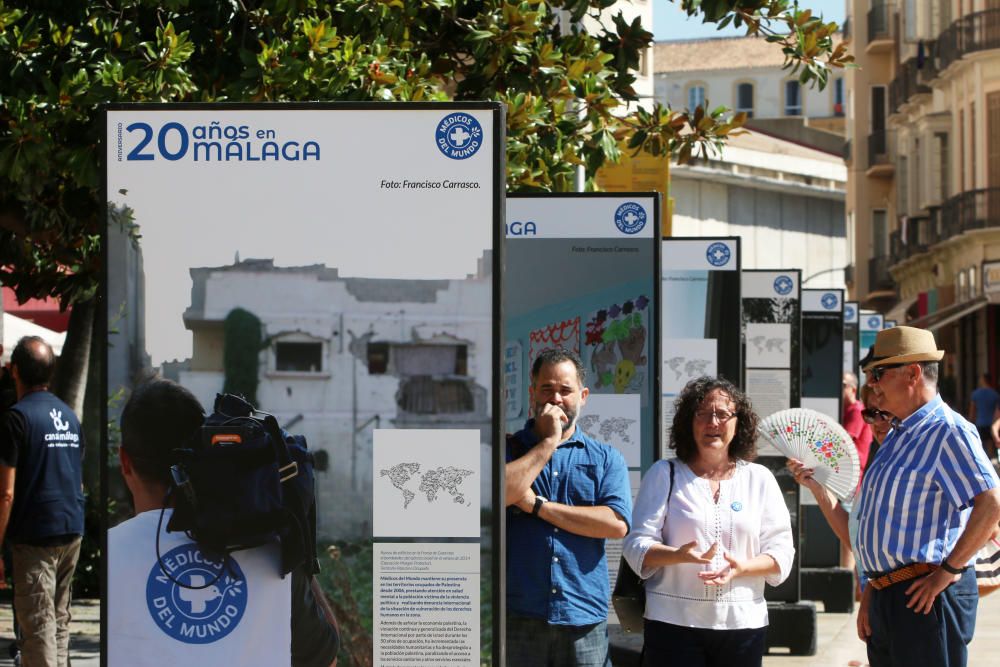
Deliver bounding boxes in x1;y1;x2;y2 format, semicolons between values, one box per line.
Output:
398;377;474;414
366;342;468;376
784;80;802;116
275;341;323;373
736;83;754;118
687;84;706;111
833;78;844;116
872;209;888;258
368;342;389;374
898;156;908;215
969;266;978;299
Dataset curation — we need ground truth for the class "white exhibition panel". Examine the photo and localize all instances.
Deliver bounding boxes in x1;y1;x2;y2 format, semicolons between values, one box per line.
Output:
661;238;738;271
742;270;799;299
507;196;657;238
801;289;843;313
106;105;501;667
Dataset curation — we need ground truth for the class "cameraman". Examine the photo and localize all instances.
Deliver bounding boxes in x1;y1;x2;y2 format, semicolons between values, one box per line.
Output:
108;378;339;666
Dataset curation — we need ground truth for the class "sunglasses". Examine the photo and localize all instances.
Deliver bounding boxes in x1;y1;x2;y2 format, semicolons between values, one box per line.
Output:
861;408;893;424
869;363;905;383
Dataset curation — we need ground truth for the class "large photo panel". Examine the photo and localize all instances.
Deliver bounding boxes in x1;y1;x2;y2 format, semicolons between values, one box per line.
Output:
660;238;742;458
105;104;503;667
800;288;845;422
504;193;659;626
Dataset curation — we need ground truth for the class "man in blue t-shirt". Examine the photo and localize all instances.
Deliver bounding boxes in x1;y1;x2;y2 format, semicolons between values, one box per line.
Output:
0;336;85;667
505;348;632;667
969;373;1000;462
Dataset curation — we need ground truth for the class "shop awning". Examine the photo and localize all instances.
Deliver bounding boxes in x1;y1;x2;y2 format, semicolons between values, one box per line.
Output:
905;296;989;333
2;313;66;363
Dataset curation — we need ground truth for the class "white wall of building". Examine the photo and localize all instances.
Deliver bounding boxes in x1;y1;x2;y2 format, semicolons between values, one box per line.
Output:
178;264;493;540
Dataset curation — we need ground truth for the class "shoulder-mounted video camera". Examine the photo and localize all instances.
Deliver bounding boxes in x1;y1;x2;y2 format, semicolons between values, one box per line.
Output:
165;393;319;580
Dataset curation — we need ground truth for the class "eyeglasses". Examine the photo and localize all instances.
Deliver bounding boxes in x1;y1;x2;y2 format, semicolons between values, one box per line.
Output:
869;363;905;383
861;408;893;424
695;409;737;423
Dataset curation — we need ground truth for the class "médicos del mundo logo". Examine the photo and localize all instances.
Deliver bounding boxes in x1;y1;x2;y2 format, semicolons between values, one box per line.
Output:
146;543;248;644
436;113;483;160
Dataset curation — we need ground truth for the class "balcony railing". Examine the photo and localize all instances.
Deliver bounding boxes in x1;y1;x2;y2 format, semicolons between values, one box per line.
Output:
867;130;892;171
890;216;933;265
940;188;1000;238
889;52;936;114
868;255;894;292
868;2;895;44
938;9;1000;71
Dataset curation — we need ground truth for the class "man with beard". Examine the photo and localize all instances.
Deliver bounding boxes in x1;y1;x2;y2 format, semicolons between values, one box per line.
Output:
505;348;631;667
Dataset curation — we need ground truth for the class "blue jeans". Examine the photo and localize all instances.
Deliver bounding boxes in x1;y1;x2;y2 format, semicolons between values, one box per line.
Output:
867;566;978;667
506;615;611;667
640;620;766;667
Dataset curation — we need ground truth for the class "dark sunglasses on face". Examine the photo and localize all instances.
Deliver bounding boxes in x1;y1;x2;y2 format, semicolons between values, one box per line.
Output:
861;408;893;424
869;363;905;383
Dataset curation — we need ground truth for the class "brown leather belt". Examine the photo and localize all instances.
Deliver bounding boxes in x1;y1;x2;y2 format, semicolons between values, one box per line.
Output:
867;563;938;590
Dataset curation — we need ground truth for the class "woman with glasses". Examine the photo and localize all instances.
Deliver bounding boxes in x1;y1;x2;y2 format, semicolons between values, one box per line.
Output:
622;377;793;667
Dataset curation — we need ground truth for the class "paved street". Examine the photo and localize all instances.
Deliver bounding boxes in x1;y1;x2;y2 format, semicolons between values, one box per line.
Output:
763;590;1000;667
0;591;996;666
0;598;98;667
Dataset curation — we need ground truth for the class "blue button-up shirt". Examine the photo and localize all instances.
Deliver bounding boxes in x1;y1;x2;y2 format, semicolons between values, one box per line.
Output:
506;420;632;626
856;394;999;576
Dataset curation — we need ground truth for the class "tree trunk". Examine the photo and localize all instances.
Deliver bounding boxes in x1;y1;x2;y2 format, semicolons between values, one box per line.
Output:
52;297;95;418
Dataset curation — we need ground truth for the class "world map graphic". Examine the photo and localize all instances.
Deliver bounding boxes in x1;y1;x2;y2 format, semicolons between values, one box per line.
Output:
380;463;474;509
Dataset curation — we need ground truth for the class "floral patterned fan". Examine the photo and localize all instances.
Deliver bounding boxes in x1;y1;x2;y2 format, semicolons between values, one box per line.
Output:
758;408;861;501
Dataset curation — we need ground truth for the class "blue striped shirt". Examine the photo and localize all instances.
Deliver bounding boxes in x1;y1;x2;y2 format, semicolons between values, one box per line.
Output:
855;394;999;576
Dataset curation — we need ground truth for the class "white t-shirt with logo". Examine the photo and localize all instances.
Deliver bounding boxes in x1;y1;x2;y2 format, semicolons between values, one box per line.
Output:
108;509;292;666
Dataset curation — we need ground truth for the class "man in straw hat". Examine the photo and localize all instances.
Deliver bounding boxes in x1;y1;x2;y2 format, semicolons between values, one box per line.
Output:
854;326;1000;666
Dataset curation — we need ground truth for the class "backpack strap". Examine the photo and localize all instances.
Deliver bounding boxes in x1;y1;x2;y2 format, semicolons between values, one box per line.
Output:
667;460;675;507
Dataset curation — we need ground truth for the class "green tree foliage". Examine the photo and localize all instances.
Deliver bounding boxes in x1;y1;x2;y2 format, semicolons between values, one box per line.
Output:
0;0;850;303
223;307;262;406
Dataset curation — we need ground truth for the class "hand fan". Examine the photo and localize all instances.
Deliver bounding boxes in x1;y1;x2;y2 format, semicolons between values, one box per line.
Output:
757;408;861;501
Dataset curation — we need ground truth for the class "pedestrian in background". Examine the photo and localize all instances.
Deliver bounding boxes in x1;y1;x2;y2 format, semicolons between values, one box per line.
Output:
969;373;1000;463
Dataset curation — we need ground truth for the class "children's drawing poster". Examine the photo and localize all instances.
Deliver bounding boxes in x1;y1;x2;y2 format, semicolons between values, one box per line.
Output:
528;317;580;370
583;295;650;395
504;340;523;420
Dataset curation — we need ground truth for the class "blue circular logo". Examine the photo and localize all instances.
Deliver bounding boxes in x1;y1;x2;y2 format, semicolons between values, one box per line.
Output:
773;275;794;295
868;316;881;329
731;501;743;512
706;242;731;267
614;202;647;234
435;113;483;160
845;305;856;321
821;293;838;310
146;543;248;644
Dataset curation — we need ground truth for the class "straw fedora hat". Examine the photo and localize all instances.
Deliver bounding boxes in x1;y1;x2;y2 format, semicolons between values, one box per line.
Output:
862;326;944;371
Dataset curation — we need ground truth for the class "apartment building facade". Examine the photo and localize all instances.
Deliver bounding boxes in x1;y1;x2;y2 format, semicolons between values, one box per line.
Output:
846;0;1000;407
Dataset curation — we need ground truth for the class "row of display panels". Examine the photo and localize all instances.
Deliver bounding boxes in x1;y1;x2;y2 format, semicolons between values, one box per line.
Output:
102;105;887;666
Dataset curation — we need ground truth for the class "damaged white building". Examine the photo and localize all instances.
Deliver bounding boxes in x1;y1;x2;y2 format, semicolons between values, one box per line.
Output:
176;256;494;540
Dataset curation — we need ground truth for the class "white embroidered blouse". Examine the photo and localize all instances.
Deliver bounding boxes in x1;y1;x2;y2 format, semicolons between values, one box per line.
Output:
622;458;794;630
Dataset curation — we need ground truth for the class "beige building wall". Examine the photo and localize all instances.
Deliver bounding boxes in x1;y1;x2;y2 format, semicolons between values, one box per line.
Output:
847;0;1000;407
